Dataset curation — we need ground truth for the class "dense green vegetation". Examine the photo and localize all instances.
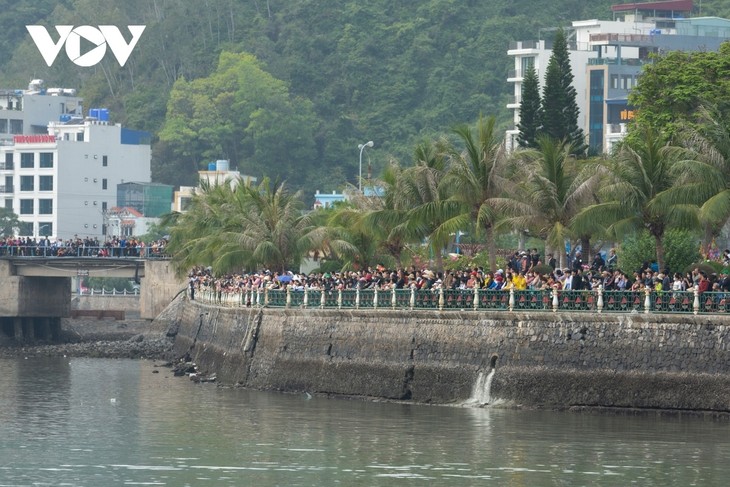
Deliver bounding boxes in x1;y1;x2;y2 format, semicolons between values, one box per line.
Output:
168;40;730;276
3;1;730;275
0;0;624;191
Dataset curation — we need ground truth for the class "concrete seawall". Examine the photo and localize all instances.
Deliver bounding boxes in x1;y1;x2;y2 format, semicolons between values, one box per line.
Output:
170;299;730;412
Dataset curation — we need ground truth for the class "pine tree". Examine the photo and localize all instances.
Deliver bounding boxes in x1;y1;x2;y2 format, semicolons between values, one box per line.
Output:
516;63;543;149
541;28;587;155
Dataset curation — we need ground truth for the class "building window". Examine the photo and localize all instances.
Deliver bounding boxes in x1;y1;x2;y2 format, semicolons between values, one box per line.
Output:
18;221;32;236
77;132;84;142
610;74;619;90
39;176;53;191
20;153;34;168
39;152;53;168
5;199;12;210
101;201;107;211
19;199;33;215
9;119;23;134
0;119;7;134
520;56;535;77
3;153;12;170
38;222;52;237
102;155;108;167
38;199;53;214
20;175;34;191
102;178;108;190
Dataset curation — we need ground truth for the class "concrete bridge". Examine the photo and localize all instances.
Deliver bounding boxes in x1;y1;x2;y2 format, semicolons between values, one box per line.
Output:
0;258;185;342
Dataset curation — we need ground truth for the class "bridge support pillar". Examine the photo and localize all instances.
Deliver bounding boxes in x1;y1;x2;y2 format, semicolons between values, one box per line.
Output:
23;318;35;340
39;317;52;341
13;317;22;340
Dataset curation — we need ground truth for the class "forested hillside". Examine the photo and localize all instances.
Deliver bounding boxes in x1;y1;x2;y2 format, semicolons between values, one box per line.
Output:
0;0;727;192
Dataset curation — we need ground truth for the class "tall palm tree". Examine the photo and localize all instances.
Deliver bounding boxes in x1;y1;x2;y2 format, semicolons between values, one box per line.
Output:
573;125;681;270
440;115;513;272
399;138;452;271
505;136;601;268
358;161;417;269
658;106;730;244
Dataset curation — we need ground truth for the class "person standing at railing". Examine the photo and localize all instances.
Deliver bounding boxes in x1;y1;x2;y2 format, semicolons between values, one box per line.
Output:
697;272;711;295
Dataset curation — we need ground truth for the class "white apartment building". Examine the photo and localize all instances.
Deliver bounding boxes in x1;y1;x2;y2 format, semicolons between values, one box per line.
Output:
0;119;151;239
506;0;730;153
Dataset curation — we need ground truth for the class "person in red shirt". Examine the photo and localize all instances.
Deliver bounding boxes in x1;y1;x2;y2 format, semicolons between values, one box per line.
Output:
697;272;711;295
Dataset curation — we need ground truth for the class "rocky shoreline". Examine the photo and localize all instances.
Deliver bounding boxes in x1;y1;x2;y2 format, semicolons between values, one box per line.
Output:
0;318;175;360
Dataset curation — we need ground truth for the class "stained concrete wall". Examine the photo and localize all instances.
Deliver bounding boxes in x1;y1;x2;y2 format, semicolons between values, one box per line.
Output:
170;299;730;412
140;260;186;319
73;295;140;318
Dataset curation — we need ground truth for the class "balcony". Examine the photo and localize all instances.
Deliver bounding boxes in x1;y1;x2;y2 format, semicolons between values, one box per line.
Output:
506;95;521;108
507;69;523;81
0;184;14;193
0;161;14;170
588;57;648;66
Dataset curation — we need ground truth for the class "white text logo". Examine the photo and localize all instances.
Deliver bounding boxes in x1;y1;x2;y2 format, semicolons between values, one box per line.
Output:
26;25;146;67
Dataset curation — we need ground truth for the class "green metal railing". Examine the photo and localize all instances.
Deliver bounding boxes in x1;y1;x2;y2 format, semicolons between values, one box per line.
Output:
196;287;728;315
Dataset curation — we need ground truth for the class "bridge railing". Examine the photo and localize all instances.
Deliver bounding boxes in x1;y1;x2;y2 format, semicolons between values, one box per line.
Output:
76;288;140;296
0;245;168;259
193;286;725;315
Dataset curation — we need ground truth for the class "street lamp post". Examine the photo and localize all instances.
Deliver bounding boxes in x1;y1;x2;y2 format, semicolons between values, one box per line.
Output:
357;140;374;192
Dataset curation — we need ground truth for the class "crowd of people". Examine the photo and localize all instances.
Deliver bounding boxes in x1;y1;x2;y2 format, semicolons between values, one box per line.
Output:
188;247;730;300
0;235;168;257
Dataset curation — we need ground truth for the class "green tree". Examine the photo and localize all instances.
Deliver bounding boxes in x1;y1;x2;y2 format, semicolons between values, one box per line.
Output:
506;137;600;267
158;52;319;188
400;137;454;271
0;207;20;237
358;162;419;269
541;28;586;154
441;115;513;272
573;125;685;270
516;63;543;149
166;178;316;275
655;106;730;246
629;43;730;137
619;228;701;276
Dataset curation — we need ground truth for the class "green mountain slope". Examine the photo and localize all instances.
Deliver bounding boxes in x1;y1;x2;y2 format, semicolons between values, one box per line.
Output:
0;0;723;191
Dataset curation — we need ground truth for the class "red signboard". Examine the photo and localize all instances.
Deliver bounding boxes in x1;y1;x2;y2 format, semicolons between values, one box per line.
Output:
13;134;56;144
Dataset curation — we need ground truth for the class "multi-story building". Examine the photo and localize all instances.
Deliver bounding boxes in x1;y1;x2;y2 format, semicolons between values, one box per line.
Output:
116;182;173;218
0;79;83;143
0;117;151;239
506;0;730;153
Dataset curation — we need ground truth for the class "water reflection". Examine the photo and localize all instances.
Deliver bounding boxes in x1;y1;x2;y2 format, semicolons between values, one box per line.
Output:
0;358;729;486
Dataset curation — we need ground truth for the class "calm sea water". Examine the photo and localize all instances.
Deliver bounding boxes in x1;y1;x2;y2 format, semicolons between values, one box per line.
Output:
1;357;729;486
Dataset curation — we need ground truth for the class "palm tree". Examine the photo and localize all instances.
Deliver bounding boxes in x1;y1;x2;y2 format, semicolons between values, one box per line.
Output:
358;161;417;269
166;177;316;274
399;138;452;271
573;125;681;270
658;106;730;246
440;115;513;272
505;136;601;268
315;199;379;270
